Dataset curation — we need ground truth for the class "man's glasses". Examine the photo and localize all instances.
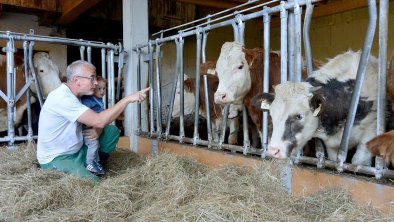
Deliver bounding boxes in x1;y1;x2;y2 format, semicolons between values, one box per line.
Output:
76;75;97;83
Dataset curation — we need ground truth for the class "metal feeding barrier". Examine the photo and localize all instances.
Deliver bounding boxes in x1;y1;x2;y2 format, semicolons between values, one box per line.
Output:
133;0;393;184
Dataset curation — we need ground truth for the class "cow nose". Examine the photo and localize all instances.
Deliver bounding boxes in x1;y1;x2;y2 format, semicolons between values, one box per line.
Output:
267;146;280;158
214;92;227;104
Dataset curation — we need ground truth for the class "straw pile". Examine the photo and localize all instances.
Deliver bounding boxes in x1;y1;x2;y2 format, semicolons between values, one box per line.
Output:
0;142;392;221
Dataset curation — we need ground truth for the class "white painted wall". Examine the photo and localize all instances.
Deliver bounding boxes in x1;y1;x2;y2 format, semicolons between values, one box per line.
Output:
0;12;67;74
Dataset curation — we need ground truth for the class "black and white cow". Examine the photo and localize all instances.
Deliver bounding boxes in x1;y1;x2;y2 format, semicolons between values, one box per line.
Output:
252;50;378;166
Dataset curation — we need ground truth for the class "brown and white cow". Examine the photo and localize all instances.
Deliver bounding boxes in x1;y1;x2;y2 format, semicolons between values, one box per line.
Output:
253;50;378;166
366;52;394;166
213;42;282;138
0;52;61;132
172;68;241;144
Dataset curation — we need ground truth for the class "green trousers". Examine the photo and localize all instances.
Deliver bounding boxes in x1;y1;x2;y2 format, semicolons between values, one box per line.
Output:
40;125;120;181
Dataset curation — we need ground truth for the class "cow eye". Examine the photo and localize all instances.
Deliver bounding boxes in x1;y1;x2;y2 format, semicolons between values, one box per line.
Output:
40;69;44;72
296;114;304;120
238;65;243;70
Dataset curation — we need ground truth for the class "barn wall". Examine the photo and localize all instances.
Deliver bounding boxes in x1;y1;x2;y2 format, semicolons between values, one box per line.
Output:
0;12;67;74
270;3;394;60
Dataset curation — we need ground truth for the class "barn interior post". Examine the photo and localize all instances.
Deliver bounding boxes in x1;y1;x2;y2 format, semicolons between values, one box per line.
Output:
155;41;162;137
193;29;202;145
122;0;149;152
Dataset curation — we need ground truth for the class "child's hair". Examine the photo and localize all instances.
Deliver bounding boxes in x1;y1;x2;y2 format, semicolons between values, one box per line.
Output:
96;76;107;84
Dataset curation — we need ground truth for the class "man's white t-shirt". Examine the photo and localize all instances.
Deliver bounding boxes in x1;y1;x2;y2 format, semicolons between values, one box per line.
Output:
37;84;89;164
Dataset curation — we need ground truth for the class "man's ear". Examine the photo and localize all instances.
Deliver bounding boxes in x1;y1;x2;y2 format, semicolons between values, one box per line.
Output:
251;92;275;111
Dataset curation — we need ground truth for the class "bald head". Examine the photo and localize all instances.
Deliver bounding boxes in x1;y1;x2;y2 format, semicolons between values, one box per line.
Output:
66;60;96;82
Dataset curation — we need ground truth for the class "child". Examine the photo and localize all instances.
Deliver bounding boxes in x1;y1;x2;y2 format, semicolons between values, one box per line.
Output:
81;76;107;175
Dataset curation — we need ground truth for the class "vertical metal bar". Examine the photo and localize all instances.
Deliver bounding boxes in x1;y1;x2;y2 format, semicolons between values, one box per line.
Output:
116;49;124;102
23;41;33;141
28;41;44;107
337;0;377;172
108;47;116;108
202;31;213;147
148;41;155;135
294;1;302;82
280;1;288;83
155;41;162;137
179;35;185;142
242;106;250;155
87;46;92;63
136;48;142;135
303;0;314;76
236;14;245;44
165;40;181;139
219;105;230;149
287;0;295;81
101;48;107;109
5;36;16;146
193;29;202;145
261;8;271;158
375;0;388;179
80;46;85;61
232;22;239;42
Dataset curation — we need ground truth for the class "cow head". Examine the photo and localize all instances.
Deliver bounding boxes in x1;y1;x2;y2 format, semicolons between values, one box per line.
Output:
254;82;325;159
172;74;196;118
30;52;61;98
214;42;252;105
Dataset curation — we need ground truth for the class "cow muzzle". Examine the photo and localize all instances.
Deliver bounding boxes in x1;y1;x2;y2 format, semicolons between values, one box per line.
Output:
267;146;286;159
214;92;229;104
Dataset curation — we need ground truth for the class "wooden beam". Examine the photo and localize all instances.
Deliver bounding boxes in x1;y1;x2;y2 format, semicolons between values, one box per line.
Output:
57;0;101;25
0;0;61;12
176;0;240;9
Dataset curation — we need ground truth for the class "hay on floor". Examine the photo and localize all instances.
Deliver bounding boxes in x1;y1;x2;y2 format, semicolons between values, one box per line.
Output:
0;142;392;221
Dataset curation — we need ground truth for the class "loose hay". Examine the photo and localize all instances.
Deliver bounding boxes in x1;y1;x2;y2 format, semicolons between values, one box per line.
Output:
0;143;392;221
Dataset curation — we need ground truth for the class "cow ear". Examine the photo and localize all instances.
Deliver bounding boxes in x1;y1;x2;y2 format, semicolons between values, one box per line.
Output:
310;94;326;117
243;48;256;69
252;92;275;111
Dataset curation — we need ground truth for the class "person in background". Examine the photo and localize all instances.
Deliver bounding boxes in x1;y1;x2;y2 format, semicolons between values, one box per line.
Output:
37;60;149;181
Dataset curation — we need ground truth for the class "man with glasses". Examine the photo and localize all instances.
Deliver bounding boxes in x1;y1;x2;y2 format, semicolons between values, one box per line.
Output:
37;60;149;181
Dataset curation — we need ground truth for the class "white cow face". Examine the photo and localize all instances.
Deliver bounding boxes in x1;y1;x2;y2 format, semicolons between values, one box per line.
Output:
30;52;61;98
263;82;320;159
214;42;251;105
172;74;196;118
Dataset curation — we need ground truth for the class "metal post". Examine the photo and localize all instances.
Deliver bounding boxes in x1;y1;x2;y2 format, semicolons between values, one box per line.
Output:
375;0;388;179
4;36;16;146
294;0;302;82
116;48;124;102
193;29;202;145
202;31;213;147
148;41;155;135
261;8;271;158
337;0;377;172
280;1;288;83
303;0;314;76
136;48;142;135
23;41;33;141
179;35;185;143
80;45;85;61
155;40;162;137
101;48;107;108
287;0;295;81
87;46;92;63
